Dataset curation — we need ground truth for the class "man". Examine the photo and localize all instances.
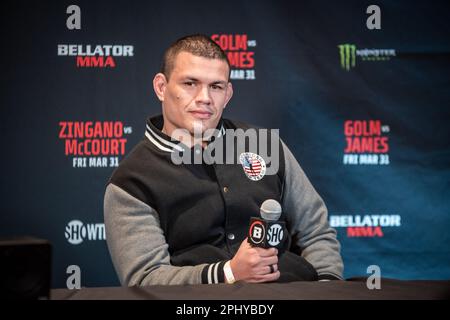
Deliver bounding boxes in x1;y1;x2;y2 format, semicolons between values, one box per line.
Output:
104;35;343;286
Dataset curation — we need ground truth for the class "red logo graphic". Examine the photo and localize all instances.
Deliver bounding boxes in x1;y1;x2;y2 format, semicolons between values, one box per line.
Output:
58;121;131;168
344;120;388;153
76;56;116;68
343;120;390;165
347;227;384;237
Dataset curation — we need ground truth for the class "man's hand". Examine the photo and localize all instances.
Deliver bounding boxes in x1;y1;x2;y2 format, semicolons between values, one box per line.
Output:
229;238;280;283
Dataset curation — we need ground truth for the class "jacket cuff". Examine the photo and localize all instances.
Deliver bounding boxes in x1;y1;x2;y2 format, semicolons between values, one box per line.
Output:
201;261;227;284
318;273;342;281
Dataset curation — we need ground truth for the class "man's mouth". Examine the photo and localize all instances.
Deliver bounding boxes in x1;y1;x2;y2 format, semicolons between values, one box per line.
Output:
189;110;213;120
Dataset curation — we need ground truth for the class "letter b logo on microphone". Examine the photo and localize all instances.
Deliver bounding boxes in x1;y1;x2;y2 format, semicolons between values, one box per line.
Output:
253;227;262;239
249;220;265;244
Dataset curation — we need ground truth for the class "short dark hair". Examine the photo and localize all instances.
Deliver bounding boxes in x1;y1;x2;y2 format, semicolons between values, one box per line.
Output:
161;34;230;81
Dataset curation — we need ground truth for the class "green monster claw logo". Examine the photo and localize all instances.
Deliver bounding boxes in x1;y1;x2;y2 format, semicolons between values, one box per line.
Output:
338;44;356;71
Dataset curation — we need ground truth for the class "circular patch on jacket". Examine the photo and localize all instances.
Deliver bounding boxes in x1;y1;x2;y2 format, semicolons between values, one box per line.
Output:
239;152;266;181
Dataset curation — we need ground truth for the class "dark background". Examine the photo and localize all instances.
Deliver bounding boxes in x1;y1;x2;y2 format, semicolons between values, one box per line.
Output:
1;0;449;288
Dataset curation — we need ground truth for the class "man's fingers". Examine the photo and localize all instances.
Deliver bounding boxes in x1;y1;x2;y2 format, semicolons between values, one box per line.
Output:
247;271;280;283
266;263;278;274
254;247;278;257
254;263;278;275
259;256;278;267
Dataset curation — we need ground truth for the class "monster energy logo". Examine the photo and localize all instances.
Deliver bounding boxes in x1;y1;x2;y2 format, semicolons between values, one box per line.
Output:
338;44;356;71
338;44;396;70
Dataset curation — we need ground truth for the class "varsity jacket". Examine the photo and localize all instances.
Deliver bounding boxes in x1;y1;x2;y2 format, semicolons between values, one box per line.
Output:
104;115;344;285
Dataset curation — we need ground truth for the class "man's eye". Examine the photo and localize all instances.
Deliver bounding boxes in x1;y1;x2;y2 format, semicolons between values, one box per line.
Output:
184;82;195;87
211;85;224;90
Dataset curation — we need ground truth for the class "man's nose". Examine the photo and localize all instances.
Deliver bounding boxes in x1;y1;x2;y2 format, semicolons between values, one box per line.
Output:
195;85;211;104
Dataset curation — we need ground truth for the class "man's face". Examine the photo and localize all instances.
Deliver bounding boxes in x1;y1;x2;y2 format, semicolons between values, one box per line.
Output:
153;51;233;138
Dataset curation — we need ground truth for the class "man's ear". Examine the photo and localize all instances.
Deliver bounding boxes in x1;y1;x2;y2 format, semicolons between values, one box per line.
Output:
153;73;168;102
223;82;234;109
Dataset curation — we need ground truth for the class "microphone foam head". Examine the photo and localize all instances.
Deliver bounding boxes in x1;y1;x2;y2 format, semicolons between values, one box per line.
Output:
260;199;282;221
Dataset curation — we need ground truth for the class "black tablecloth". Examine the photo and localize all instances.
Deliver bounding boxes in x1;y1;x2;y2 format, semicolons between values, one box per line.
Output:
51;278;450;300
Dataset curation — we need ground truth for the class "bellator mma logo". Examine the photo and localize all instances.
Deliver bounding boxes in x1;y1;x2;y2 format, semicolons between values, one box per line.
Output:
249;221;265;244
57;44;134;68
211;34;256;80
343;120;390;165
329;214;402;238
58;121;132;168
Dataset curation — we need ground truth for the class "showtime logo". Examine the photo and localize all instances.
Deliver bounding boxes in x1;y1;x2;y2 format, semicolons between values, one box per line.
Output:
211;34;256;80
65;220;105;245
57;44;134;68
329;214;401;237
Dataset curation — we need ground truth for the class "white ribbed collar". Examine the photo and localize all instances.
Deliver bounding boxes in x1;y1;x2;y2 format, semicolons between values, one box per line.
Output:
145;115;225;153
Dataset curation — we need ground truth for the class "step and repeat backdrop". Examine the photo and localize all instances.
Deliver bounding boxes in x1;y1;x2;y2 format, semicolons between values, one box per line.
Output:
1;0;449;288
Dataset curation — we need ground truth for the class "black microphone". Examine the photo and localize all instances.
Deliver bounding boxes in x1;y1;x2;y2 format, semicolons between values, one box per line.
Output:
248;199;286;250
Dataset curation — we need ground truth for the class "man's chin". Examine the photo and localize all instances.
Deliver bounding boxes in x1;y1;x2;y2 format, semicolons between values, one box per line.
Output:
190;119;217;133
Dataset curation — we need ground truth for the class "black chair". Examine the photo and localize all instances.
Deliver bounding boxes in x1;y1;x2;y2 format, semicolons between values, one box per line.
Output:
0;237;52;300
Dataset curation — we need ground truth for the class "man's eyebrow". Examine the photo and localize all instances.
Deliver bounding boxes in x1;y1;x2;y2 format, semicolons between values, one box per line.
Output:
210;80;228;85
183;77;199;82
182;77;227;85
